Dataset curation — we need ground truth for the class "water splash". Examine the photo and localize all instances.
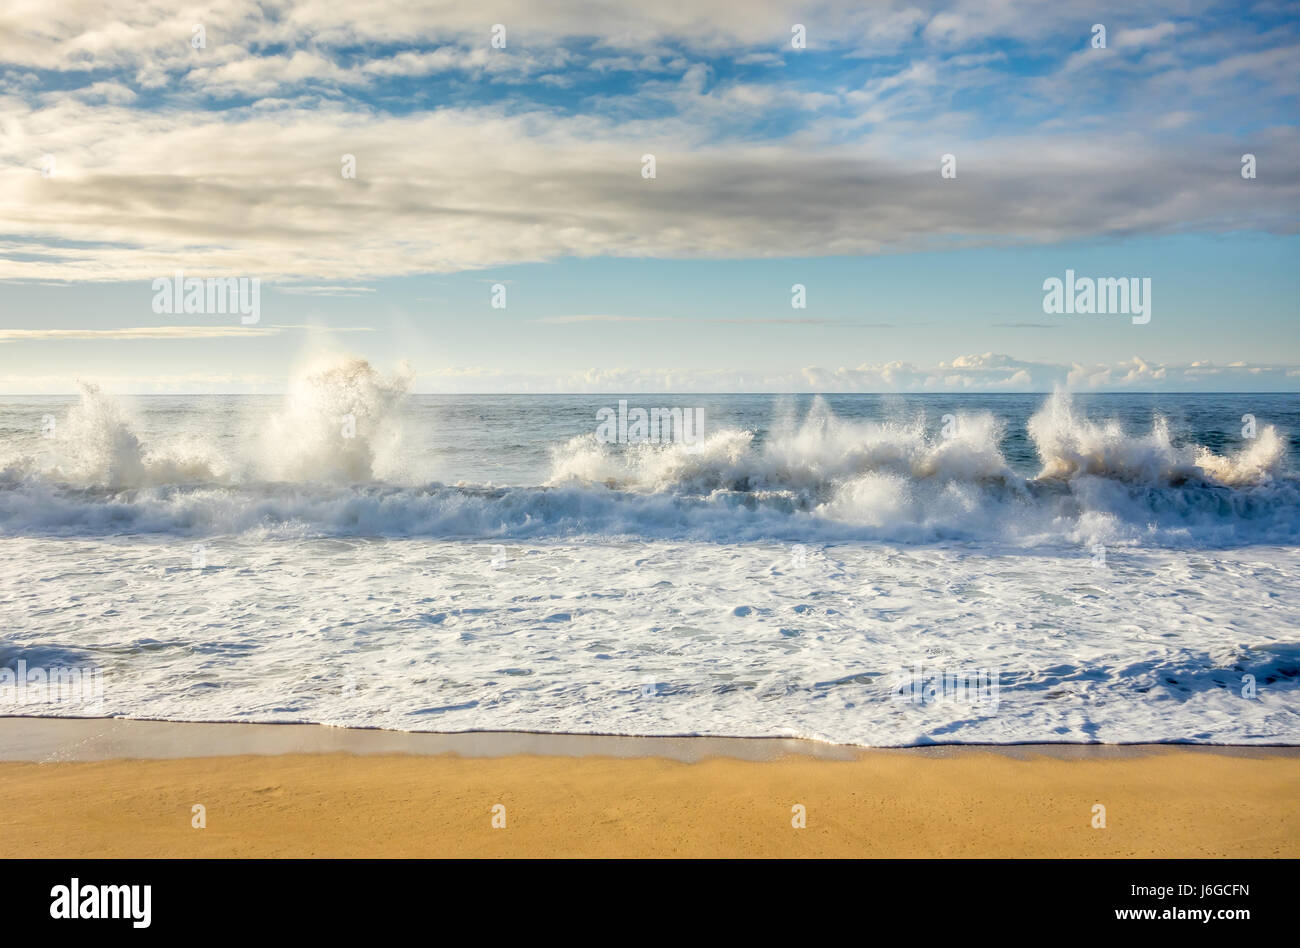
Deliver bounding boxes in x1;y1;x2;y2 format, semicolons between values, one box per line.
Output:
1028;390;1286;486
261;358;411;483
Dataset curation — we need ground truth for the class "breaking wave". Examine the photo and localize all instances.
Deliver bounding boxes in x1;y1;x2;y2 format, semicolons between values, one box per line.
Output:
0;368;1294;547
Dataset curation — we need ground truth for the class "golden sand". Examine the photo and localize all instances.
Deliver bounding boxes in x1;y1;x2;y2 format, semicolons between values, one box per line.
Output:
2;746;1296;857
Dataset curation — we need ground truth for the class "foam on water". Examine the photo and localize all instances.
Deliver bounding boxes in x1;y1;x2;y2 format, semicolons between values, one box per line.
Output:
0;534;1296;745
2;368;1292;547
2;360;1297;745
546;399;1015;492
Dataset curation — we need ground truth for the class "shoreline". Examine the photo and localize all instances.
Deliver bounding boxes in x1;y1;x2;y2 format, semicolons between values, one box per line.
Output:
3;715;1297;762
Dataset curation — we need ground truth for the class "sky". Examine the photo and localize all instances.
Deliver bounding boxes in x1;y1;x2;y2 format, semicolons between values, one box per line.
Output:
0;0;1297;393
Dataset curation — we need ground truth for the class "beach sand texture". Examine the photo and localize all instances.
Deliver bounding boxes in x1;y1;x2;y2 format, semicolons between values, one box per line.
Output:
2;732;1295;858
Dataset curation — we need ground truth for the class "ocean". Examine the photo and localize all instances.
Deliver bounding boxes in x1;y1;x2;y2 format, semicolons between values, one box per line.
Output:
2;360;1298;746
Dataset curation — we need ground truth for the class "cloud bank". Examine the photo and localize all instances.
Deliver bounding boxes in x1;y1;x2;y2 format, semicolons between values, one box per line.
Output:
4;354;1295;394
0;0;1295;281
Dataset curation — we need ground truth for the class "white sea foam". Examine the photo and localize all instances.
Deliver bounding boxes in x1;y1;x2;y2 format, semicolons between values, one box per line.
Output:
1;374;1297;745
1028;390;1286;486
546;397;1013;493
0;377;1294;547
1;534;1295;745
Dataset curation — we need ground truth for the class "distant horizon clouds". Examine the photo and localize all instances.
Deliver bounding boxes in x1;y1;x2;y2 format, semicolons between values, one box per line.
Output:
3;353;1297;396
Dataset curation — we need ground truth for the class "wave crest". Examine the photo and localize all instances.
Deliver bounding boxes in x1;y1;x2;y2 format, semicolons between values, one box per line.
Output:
1028;391;1286;486
546;396;1013;495
262;358;410;483
0;384;1293;547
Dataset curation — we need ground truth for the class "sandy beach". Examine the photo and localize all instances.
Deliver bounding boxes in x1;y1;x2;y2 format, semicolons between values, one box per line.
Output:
1;719;1295;858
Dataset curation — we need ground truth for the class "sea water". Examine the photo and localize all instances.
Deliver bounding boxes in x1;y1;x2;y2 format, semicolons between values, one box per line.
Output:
1;359;1297;745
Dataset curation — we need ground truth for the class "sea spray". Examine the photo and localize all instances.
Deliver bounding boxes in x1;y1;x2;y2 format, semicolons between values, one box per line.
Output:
1028;390;1287;486
43;384;221;487
548;396;1013;493
0;382;1293;546
6;359;413;489
58;383;148;487
261;358;411;483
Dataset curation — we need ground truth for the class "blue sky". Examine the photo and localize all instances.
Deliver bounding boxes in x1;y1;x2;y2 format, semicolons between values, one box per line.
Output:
0;0;1297;392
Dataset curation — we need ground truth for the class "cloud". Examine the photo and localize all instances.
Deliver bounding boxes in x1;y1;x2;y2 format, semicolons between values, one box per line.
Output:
393;354;1300;393
0;324;374;341
1115;22;1180;49
0;1;1030;69
273;286;377;296
535;314;667;324
0;326;279;341
0;0;1294;284
533;315;893;326
2;352;1295;393
3;98;1295;282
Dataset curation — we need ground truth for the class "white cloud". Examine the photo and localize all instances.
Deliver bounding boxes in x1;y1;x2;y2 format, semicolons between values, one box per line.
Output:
0;1;1293;287
2;97;1294;282
273;286;377;296
1115;22;1180;49
394;355;1300;394
0;326;280;341
3;353;1295;393
0;324;374;341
